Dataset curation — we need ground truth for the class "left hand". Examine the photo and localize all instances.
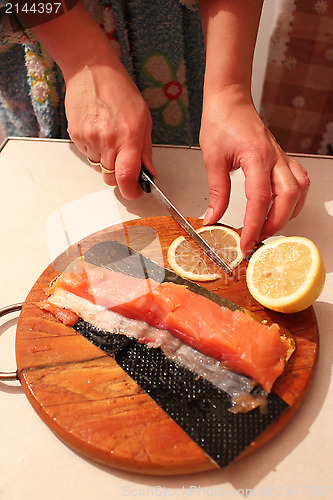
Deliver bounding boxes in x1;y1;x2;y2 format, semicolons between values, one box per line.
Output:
199;85;310;256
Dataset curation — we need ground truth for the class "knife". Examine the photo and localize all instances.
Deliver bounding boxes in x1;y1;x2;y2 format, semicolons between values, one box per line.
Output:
139;164;234;276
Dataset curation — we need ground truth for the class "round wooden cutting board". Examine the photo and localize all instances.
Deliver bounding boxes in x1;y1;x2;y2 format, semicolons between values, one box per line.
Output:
15;217;319;475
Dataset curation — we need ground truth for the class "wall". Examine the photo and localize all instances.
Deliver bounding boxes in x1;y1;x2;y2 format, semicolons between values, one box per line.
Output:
252;0;276;110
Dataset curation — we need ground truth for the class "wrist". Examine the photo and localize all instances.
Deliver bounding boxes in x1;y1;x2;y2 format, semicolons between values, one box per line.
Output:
203;82;253;106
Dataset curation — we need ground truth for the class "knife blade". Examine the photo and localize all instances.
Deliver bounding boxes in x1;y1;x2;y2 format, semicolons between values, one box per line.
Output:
139;164;234;276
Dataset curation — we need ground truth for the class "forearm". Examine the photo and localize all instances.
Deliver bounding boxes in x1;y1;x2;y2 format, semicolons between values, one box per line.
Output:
199;0;263;94
23;1;122;80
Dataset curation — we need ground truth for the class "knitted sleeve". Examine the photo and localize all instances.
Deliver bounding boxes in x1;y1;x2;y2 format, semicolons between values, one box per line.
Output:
0;0;197;48
0;1;36;47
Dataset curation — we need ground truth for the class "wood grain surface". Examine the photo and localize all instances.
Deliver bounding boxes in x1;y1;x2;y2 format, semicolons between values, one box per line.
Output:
15;217;319;475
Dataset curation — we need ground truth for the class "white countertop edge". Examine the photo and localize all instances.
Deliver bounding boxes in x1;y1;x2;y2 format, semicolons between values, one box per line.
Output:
1;136;332;161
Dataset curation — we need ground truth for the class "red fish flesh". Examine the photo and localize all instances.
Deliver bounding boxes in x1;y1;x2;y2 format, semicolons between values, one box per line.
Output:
39;260;290;393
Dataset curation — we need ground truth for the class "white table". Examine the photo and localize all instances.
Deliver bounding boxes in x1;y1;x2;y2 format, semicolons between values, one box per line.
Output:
0;138;332;500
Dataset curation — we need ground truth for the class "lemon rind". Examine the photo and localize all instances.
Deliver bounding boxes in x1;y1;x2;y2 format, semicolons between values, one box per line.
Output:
246;237;326;313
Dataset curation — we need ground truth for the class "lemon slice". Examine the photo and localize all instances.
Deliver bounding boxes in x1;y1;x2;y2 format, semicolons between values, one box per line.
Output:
246;236;326;313
167;225;243;281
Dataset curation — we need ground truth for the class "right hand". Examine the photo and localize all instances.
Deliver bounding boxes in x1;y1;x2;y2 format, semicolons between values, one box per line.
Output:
65;52;155;200
29;1;155;199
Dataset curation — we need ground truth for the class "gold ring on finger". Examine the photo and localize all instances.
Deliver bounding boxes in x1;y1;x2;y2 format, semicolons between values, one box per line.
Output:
100;165;116;174
87;157;101;167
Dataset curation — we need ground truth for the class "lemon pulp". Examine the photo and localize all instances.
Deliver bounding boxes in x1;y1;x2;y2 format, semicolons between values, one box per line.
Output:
167;225;243;281
246;237;325;313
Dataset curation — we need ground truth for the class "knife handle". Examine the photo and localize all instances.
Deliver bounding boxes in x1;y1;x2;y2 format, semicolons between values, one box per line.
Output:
139;163;153;193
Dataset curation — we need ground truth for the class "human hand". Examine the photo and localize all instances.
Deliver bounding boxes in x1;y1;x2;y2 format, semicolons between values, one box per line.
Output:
64;50;155;200
199;85;310;256
28;1;155;200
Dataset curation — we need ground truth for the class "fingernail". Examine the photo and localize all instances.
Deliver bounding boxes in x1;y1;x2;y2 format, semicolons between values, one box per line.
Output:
203;207;214;225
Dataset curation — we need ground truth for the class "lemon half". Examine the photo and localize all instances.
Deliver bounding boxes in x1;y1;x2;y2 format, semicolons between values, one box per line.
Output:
246;236;325;313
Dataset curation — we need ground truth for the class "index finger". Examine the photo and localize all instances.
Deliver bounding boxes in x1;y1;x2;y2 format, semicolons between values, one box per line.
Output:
114;148;143;200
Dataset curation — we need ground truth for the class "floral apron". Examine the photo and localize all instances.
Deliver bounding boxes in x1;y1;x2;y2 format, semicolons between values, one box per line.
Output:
0;0;205;145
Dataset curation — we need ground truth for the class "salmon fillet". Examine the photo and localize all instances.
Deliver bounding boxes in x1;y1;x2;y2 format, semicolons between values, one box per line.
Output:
41;261;289;393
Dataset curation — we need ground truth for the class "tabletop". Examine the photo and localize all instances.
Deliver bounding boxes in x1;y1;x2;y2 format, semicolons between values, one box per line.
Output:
0;138;332;500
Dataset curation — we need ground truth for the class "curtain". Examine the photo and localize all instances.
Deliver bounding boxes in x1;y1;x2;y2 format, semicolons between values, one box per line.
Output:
260;0;333;155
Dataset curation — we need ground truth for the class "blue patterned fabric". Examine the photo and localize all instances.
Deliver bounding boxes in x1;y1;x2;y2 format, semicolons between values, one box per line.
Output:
0;0;205;145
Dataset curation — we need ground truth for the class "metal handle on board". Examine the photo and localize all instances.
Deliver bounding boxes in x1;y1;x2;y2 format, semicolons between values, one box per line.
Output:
0;303;22;381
